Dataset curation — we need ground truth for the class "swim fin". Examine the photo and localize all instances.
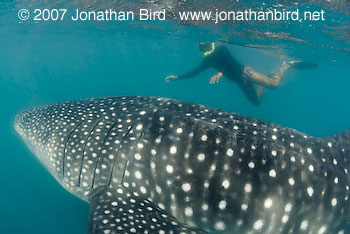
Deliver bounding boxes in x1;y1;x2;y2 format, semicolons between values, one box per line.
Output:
288;61;318;70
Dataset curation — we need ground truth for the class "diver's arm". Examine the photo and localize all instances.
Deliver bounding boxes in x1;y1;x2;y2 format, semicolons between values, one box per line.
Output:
177;60;209;80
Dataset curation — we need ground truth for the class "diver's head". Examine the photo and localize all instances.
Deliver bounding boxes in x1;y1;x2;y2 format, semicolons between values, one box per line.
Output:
199;42;215;56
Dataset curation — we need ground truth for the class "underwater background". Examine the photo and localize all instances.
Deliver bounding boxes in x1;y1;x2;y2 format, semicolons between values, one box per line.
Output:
1;0;350;233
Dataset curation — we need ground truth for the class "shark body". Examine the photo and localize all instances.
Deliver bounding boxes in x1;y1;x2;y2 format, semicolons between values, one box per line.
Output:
15;96;350;234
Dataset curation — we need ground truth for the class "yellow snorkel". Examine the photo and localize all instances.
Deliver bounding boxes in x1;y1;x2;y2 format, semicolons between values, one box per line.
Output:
204;42;215;56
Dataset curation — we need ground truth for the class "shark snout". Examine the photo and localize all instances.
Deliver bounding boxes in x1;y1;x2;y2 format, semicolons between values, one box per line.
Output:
14;105;51;142
14;109;32;137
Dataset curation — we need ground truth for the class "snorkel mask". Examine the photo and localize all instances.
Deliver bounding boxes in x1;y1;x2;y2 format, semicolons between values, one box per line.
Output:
199;42;215;56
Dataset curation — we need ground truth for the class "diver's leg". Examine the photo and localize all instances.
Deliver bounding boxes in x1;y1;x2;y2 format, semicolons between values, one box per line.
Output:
240;82;262;106
243;63;291;89
272;62;291;81
256;85;264;101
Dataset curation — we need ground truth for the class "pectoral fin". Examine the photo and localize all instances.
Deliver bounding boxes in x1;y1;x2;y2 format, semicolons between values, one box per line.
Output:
88;186;207;234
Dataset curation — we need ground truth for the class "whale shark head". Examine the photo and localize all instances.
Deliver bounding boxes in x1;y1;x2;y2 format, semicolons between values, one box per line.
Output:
15;105;65;181
14;103;85;194
15;96;350;234
14;97;155;198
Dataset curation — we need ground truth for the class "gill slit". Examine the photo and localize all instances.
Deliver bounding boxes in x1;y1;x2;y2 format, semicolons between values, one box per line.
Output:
77;118;103;186
62;121;83;178
91;120;119;188
121;129;145;185
107;122;137;186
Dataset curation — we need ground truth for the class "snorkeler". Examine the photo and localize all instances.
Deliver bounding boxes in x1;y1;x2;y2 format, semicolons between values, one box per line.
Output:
166;42;317;106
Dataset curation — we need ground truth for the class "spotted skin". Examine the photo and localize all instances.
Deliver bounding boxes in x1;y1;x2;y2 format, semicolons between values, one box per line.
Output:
15;96;350;234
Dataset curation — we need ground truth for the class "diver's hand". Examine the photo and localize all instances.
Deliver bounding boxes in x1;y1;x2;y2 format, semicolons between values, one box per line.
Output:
165;75;178;82
209;72;223;84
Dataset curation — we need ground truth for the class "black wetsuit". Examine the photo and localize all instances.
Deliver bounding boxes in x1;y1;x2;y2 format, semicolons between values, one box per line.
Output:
178;46;260;105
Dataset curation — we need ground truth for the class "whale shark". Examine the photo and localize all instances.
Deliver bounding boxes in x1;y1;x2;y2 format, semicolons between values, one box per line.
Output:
15;96;350;234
